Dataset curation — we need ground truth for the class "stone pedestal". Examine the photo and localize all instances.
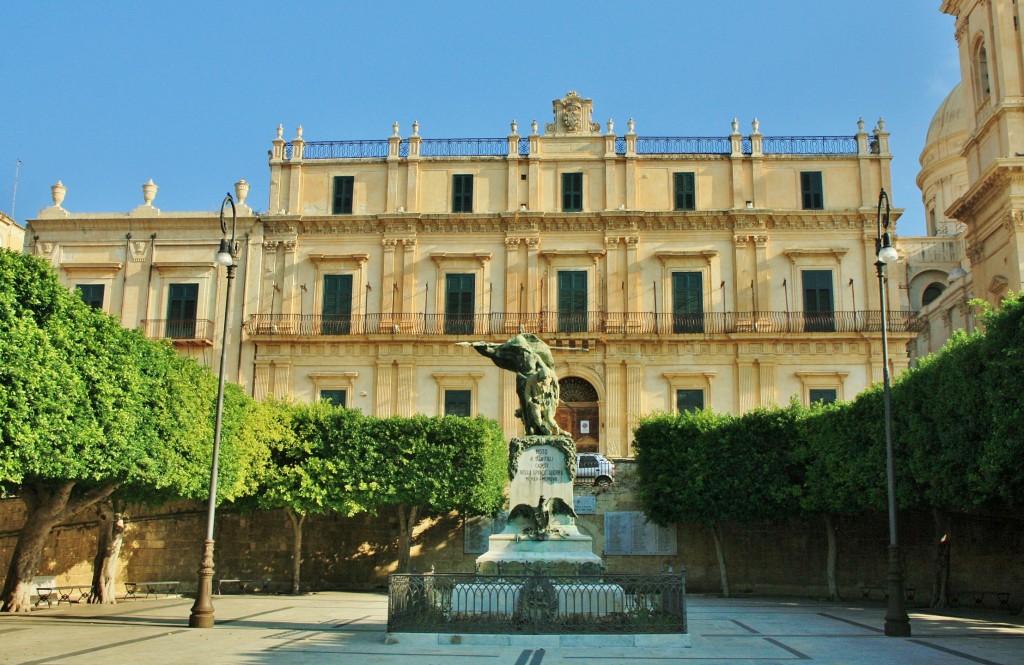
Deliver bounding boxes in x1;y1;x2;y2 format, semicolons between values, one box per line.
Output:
476;435;603;575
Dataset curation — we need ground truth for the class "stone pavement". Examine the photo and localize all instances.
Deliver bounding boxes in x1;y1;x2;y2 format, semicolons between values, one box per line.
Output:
0;591;1021;664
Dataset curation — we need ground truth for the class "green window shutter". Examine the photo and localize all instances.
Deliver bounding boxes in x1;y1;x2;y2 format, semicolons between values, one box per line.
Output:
676;389;705;413
76;284;105;309
333;176;354;214
444;389;472;417
557;270;587;332
562;173;583;212
674;172;695;210
452;174;473;213
445;273;475;334
320;390;347;407
801;171;823;210
166;283;198;338
809;389;837;405
802;269;834;332
671;272;703;333
323;274;353;334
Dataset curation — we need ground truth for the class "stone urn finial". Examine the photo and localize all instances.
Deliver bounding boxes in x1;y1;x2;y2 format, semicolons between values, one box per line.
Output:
857;117;865;132
392;121;400;137
412;120;419;137
235;178;250;207
751;118;760;134
627;118;635;134
607;118;614;134
142;179;158;206
296;125;304;139
276;124;284;139
877;117;886;132
731;118;739;134
531;119;539;135
511;119;518;134
51;181;67;208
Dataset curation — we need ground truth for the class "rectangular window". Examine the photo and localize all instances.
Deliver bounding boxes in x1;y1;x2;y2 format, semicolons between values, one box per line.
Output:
671;272;704;333
444;389;472;417
320;389;347;407
322;274;353;334
76;284;105;310
802;269;835;332
673;172;696;211
809;388;837;405
452;174;473;213
166;283;198;338
557;270;587;332
444;273;475;335
562;172;583;212
676;389;705;413
801;171;823;210
332;176;354;214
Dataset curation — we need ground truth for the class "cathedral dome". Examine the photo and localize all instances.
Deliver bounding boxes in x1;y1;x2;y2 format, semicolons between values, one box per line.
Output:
921;83;966;166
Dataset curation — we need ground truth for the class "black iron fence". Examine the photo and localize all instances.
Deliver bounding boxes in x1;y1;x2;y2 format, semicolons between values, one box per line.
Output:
140;319;214;343
387;573;686;635
285;136;862;159
245;310;925;337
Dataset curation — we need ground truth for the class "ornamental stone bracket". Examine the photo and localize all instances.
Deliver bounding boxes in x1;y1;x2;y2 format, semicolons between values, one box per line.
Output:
545;90;601;136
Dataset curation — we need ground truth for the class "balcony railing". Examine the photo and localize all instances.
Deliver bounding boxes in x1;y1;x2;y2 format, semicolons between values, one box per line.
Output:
388;573;686;635
140;319;214;344
286;135;862;159
245;311;925;337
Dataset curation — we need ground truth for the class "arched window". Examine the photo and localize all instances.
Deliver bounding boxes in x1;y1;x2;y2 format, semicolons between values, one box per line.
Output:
559;376;599;403
975;40;991;104
922;282;946;307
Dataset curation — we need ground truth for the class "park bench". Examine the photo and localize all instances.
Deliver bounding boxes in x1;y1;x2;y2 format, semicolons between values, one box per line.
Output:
950;590;1012;610
216;578;252;595
50;584;92;605
30;576;58;607
124;580;179;600
859;585;916;602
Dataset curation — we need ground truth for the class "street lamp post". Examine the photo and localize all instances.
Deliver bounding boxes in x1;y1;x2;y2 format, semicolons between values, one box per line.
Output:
189;193;237;629
875;188;911;637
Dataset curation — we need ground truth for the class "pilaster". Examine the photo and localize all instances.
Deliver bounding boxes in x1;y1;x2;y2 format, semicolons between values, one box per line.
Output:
381;238;398;317
376;359;394;417
737;360;758;412
396;361;415;416
604;359;624;457
625;362;643;456
401;237;417;315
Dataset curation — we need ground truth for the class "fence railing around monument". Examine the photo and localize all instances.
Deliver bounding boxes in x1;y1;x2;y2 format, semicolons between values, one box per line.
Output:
387;572;687;635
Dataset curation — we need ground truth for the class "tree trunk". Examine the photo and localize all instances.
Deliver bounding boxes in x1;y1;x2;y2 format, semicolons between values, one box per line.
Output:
89;499;126;604
824;513;841;601
395;504;419;574
286;509;305;595
710;521;730;598
2;481;118;612
931;507;950;608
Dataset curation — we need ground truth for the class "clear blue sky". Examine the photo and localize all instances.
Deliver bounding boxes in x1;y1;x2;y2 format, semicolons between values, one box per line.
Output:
2;1;957;236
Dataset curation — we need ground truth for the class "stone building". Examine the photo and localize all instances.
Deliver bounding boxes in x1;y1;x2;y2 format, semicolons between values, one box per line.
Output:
0;211;23;251
904;0;1024;360
26;91;921;456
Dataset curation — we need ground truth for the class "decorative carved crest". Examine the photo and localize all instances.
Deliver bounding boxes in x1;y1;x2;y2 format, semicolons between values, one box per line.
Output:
546;91;600;136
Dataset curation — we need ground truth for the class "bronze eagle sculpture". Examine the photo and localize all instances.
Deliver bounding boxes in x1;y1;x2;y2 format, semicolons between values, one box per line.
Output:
508;495;578;540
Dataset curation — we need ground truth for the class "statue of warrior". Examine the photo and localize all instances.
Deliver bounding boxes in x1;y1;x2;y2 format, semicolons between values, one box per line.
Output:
458;333;569;437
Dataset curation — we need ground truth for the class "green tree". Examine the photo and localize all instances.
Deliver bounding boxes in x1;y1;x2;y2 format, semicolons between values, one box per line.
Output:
635;407;799;597
257;400;363;594
349;415;506;573
0;250;266;611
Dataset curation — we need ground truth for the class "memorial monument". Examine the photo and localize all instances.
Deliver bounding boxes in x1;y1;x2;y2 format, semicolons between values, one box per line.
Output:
457;334;604;575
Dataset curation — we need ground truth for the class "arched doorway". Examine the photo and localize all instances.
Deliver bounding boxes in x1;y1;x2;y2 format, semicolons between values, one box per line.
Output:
556;376;600;453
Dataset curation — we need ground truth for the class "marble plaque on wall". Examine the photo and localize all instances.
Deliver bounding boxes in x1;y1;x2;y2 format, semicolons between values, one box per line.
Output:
603;511;677;555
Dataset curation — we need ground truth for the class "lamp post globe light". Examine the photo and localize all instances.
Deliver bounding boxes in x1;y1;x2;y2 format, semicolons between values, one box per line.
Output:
875;189;911;637
189;193;237;629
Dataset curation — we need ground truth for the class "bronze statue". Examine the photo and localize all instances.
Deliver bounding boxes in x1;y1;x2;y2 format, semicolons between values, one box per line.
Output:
457;333;569;437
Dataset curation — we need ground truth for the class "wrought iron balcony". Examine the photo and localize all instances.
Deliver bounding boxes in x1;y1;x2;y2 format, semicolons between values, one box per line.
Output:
244;310;925;337
139;319;214;345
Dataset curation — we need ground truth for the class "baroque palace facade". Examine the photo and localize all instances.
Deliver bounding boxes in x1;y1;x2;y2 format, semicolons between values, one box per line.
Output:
26;91;921;456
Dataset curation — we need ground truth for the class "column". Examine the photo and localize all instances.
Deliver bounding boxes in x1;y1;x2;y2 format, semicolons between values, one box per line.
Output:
504;237;521;317
754;235;769;312
737;360;758;412
381;239;397;318
604;236;621;314
625;363;644;456
376;359;393;417
759;360;776;408
282;240;298;317
396;361;415;416
626;236;640;313
526;237;540;313
604;359;624;457
401;238;417;315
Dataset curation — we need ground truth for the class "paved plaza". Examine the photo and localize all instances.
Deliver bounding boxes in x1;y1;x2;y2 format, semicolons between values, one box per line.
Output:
0;591;1021;664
